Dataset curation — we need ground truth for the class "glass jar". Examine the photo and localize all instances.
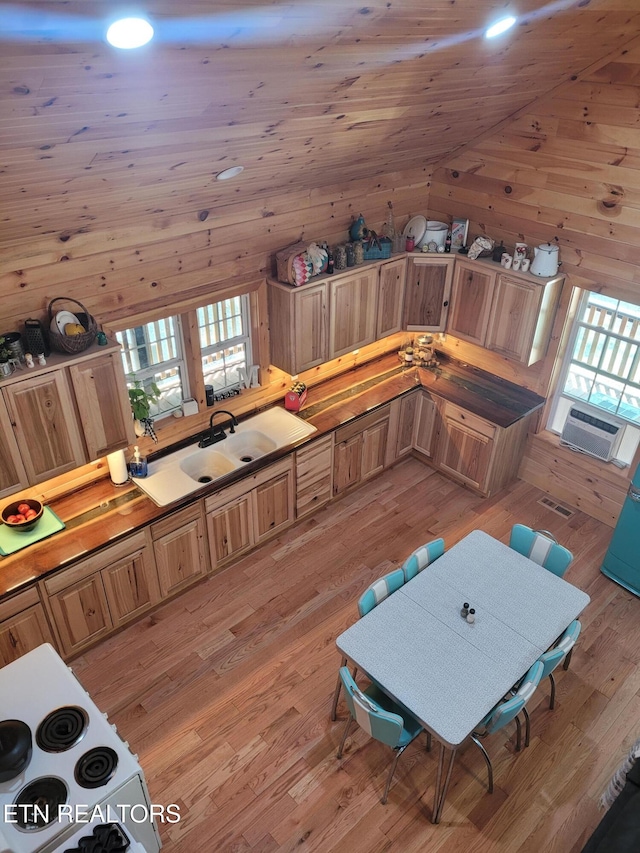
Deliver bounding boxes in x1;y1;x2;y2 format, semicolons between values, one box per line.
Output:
334;244;347;270
345;242;355;267
353;240;364;265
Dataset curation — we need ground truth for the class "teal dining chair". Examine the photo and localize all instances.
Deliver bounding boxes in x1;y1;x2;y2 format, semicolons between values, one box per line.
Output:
538;620;582;709
402;538;445;581
336;666;428;804
330;567;406;721
470;660;544;793
509;524;574;578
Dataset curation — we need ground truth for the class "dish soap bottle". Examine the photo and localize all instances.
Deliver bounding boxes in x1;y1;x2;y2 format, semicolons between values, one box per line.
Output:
130;445;148;478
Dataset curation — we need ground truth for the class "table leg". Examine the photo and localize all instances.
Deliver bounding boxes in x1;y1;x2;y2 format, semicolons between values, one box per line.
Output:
432;743;457;824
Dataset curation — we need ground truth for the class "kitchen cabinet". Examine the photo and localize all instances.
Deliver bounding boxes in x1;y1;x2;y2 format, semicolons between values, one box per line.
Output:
268;258;406;375
448;258;564;365
206;456;295;570
404;255;454;331
0;587;55;666
433;399;535;496
387;392;419;462
295;435;333;519
413;391;437;458
152;503;210;599
42;530;159;657
376;257;406;338
0;342;135;489
329;267;378;357
333;405;390;496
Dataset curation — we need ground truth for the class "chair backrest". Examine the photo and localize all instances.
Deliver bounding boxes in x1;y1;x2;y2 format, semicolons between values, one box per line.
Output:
538;619;582;678
509;524;574;577
483;660;544;735
402;538;445;581
339;667;404;748
358;567;405;616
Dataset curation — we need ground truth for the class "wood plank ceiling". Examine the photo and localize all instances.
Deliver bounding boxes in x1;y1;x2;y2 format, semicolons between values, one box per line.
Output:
2;0;640;324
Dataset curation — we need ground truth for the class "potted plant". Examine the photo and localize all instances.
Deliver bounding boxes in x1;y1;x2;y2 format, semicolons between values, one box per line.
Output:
128;379;161;440
0;337;13;377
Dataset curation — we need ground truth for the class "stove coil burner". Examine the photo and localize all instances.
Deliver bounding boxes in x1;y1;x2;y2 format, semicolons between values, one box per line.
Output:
63;822;130;852
36;706;88;753
74;746;118;789
14;776;68;831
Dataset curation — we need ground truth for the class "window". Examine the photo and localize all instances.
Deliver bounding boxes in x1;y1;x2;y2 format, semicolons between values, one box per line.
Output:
116;317;186;419
548;290;640;463
198;295;251;393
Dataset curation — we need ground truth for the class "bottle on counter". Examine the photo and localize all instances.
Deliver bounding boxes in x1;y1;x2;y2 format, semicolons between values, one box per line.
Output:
326;247;335;275
129;445;148;478
445;231;452;253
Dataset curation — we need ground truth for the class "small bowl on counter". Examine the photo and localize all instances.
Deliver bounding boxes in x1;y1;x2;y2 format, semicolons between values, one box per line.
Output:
1;498;44;532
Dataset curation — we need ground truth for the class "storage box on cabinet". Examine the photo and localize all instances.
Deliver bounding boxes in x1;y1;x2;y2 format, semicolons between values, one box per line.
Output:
42;530;159;657
295;435;333;519
151;502;210;598
0;586;55;666
205;457;295;570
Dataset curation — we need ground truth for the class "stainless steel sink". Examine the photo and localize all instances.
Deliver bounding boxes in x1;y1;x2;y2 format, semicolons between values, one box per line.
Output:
131;407;317;506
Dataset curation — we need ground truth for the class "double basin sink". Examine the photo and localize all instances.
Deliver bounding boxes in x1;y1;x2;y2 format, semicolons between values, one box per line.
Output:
131;407;318;506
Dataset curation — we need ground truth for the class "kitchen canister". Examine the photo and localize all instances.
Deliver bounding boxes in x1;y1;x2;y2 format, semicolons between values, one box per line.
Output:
334;244;347;270
345;242;355;267
107;449;129;486
353;240;364;265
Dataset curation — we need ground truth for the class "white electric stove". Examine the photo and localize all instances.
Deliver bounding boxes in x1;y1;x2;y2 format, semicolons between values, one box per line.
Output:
0;645;161;853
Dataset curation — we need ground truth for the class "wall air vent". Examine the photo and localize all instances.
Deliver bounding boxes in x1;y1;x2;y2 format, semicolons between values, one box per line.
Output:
537;496;575;519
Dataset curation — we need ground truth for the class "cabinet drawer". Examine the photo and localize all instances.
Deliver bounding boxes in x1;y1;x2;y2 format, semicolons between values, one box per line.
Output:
0;586;41;621
335;405;390;444
442;403;496;440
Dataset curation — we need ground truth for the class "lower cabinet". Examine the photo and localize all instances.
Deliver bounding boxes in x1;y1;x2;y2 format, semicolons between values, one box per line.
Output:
206;457;295;571
295;435;333;519
413;391;437;458
151;503;210;599
333;405;390;496
388;392;419;461
0;587;55;667
42;530;160;657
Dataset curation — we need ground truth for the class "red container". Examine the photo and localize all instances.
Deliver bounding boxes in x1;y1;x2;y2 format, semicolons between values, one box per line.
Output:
284;388;307;412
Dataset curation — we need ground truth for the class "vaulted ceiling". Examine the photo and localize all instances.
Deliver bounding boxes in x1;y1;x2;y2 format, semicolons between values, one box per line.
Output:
2;0;640;319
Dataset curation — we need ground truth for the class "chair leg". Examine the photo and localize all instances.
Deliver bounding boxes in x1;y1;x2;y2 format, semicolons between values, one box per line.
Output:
337;717;353;759
330;657;348;721
549;672;557;710
515;713;522;752
381;745;405;804
521;707;531;748
470;734;494;794
563;648;573;671
426;731;432;752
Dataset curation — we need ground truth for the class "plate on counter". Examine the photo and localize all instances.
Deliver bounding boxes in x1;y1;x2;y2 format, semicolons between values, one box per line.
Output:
50;310;81;335
402;215;427;247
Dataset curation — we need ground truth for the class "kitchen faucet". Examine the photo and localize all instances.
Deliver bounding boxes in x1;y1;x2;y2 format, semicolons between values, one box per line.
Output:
198;410;239;448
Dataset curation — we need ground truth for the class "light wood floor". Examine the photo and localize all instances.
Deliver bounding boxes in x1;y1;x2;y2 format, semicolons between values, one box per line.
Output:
73;458;639;852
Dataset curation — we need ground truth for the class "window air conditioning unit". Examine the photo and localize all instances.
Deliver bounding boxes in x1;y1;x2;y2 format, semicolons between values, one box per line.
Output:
560;404;625;462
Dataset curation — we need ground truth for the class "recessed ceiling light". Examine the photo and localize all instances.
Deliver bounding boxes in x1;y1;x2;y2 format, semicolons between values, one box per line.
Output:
106;17;154;49
485;16;517;38
216;166;245;181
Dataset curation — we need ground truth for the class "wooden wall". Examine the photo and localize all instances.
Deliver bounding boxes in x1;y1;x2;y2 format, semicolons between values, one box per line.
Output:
430;45;640;523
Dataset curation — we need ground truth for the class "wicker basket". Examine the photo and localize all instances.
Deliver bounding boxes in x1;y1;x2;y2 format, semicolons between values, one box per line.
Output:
275;241;310;285
363;237;392;260
47;297;97;354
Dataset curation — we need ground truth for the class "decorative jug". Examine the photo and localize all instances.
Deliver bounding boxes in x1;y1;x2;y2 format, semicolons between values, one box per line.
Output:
530;243;559;277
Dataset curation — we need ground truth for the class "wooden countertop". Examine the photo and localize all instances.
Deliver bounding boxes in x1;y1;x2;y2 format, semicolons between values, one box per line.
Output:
0;353;543;601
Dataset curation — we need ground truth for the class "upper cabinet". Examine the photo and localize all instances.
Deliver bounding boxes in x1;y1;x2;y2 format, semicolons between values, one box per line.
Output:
448;258;564;366
0;342;134;495
268;259;406;375
404;255;455;332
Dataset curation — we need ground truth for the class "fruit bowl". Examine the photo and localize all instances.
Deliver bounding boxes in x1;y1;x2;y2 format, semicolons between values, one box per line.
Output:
1;498;44;532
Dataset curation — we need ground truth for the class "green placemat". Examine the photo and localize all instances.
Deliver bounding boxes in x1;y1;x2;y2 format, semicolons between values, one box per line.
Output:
0;507;65;556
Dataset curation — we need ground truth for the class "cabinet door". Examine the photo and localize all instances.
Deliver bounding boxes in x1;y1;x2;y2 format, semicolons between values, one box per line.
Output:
294;283;328;371
404;256;454;331
102;546;161;627
377;258;406;338
69;352;135;460
448;262;495;345
388;393;418;462
207;495;254;569
484;273;556;365
47;574;113;656
435;404;495;492
296;435;333;519
153;505;209;598
0;393;28;498
333;434;362;496
253;469;294;542
329;268;379;357
0;589;55;666
361;419;389;481
3;371;86;483
413;392;436;458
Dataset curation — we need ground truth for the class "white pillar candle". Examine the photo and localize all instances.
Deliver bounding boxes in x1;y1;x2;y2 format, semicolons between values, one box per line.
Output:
107;450;129;486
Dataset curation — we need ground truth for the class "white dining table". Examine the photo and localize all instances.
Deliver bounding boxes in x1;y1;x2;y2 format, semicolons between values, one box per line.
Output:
335;529;590;822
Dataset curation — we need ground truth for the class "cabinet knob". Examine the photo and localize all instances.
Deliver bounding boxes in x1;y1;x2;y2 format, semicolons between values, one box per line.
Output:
443;300;449;307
